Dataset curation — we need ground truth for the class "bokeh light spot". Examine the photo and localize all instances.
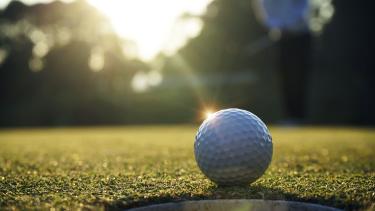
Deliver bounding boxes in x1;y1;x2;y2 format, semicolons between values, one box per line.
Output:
33;41;49;58
131;71;149;93
89;47;105;72
29;57;44;72
0;48;8;66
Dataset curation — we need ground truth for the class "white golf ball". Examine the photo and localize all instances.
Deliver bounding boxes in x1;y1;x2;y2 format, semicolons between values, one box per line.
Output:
194;108;273;185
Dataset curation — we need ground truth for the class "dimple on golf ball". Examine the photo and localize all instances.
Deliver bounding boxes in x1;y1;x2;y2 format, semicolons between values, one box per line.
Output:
194;108;273;185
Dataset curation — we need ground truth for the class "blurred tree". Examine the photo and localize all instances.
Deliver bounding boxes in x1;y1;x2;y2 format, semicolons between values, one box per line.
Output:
0;0;146;126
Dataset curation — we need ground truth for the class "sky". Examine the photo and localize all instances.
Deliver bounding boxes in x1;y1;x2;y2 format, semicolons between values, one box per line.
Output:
0;0;212;61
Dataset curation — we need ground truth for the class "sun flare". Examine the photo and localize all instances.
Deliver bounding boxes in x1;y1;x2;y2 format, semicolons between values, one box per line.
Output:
88;0;212;61
204;110;215;120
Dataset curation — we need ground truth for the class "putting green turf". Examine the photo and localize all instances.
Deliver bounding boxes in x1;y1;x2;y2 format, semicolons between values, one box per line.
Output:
0;126;374;210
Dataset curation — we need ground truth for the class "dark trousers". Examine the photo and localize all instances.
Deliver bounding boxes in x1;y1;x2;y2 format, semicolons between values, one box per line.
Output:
279;32;312;120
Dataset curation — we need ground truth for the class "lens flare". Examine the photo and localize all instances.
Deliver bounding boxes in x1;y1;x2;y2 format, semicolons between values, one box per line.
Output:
204;110;215;120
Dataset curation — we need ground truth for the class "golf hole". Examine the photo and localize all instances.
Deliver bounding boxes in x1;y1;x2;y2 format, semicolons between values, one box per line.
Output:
128;199;341;211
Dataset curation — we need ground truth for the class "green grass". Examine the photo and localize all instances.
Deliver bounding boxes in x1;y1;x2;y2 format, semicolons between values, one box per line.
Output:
0;126;374;210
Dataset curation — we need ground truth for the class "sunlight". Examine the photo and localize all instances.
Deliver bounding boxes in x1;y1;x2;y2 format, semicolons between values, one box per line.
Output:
204;110;215;120
88;0;212;61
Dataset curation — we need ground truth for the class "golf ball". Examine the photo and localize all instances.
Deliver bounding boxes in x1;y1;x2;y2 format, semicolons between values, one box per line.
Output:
194;108;273;185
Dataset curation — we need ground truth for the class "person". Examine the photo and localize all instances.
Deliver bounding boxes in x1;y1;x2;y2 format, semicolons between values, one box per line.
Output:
252;0;312;122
